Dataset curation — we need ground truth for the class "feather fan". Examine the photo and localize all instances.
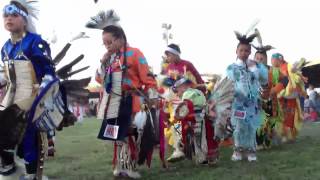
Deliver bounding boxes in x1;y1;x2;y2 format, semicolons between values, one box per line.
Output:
56;54;84;79
207;77;235;140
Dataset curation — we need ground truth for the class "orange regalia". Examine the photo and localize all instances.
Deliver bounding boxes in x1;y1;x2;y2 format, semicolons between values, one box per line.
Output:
270;56;307;142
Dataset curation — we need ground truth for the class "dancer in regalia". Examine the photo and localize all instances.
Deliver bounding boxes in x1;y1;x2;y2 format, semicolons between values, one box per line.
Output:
87;10;158;179
0;1;56;179
160;44;206;162
227;30;268;162
269;53;307;143
252;28;276;149
0;1;87;179
172;78;207;164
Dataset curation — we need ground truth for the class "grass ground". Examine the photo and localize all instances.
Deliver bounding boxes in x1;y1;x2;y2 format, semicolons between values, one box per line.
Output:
45;118;320;180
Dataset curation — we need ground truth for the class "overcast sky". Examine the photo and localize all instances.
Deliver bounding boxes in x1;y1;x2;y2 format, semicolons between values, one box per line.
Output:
1;0;320;85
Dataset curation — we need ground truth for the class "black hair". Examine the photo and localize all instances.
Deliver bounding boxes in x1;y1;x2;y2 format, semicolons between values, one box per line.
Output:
168;43;181;54
254;51;267;57
103;25;128;72
237;42;252;50
253;45;273;57
235;31;256;49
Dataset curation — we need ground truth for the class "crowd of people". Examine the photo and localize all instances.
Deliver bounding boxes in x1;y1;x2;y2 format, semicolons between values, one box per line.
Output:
0;1;314;180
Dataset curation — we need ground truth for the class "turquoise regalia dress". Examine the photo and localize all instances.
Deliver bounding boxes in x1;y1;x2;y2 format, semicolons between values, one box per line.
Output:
226;59;268;151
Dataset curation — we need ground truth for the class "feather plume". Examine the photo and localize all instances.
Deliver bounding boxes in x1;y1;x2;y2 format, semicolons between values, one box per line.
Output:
252;28;274;53
70;32;90;42
292;58;309;73
246;33;257;44
53;43;71;65
86;9;120;30
234;31;243;41
61;77;91;90
234;19;259;45
234;31;256;44
137;110;156;166
56;111;77;131
11;0;39;19
56;54;84;79
245;19;260;35
11;0;39;33
255;28;263;47
252;44;274;53
53;32;89;65
65;66;90;78
207;77;235;140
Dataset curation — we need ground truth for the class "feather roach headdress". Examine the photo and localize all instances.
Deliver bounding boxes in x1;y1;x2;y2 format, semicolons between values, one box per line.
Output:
252;28;274;54
234;31;257;45
86;9;120;30
234;19;260;45
8;0;39;33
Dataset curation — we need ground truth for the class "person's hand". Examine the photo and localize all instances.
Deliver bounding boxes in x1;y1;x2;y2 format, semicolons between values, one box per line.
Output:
100;51;112;65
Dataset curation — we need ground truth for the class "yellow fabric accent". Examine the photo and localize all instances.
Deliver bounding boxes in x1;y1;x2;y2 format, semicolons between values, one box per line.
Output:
294;98;303;134
278;63;306;98
185;71;197;85
206;82;214;92
164;102;175;146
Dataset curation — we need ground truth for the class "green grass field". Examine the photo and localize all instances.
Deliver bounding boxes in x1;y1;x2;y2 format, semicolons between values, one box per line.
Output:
45;118;320;180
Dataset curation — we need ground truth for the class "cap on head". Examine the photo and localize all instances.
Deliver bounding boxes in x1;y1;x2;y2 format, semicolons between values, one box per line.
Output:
3;2;28;19
271;53;284;61
3;0;39;33
165;43;181;56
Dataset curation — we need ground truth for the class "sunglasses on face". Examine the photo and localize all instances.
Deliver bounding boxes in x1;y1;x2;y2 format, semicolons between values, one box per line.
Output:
3;4;27;18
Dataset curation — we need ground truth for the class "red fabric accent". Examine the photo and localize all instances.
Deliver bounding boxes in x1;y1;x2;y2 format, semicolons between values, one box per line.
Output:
183;99;196;123
181;99;195;145
220;138;233;147
48;139;54;147
282;99;296;128
280;63;288;76
310;111;318;121
159;105;167;168
164;59;204;84
158;87;165;94
205;120;219;159
112;142;117;169
128;136;137;160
